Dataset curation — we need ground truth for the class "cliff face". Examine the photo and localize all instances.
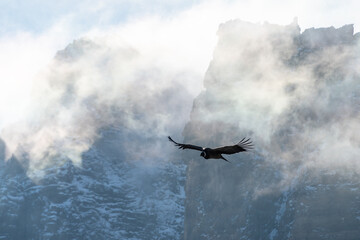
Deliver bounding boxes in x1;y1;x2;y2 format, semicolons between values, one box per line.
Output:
0;131;185;240
1;20;360;240
0;39;188;240
184;21;360;240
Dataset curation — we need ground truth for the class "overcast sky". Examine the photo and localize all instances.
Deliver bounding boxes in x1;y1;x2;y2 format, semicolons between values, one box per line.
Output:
1;0;359;127
1;0;360;35
1;0;360;178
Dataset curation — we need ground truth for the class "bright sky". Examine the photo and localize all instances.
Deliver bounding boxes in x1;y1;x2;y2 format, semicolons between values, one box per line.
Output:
0;0;360;128
1;0;359;35
1;0;360;177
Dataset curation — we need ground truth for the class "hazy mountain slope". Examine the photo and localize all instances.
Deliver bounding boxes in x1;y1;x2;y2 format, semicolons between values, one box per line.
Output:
183;20;360;240
0;39;189;240
0;128;185;240
1;20;360;240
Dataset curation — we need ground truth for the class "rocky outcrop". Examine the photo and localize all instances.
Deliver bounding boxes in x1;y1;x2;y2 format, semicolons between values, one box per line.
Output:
0;38;187;240
183;20;360;240
1;19;360;240
0;128;186;240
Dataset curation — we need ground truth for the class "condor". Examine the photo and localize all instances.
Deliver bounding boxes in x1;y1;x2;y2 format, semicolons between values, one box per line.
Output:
168;136;253;163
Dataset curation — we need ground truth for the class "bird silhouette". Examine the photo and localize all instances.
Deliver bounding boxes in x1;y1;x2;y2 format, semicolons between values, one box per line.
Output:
168;136;253;163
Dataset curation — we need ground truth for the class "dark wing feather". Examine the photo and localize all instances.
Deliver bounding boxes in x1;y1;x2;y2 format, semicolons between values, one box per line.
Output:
213;137;253;155
168;136;204;151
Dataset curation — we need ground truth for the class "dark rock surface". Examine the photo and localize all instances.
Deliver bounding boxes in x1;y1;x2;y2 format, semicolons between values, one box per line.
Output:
183;21;360;240
1;20;360;240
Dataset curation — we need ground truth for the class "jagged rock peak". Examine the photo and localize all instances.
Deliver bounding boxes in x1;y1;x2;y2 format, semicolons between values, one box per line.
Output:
216;19;357;49
300;24;355;48
55;39;99;61
217;19;301;37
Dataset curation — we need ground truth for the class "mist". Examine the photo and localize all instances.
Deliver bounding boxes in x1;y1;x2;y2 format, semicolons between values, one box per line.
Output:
2;1;360;239
183;19;360;201
0;38;201;179
1;0;360;183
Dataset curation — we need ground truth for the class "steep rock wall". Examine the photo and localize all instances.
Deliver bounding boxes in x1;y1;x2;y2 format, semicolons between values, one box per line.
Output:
183;20;360;240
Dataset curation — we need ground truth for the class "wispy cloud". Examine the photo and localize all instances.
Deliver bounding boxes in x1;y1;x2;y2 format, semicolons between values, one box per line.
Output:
1;0;360;181
183;19;360;197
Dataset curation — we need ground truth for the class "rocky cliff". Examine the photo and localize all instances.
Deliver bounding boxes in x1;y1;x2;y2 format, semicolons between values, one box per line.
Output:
183;20;360;240
1;20;360;240
0;39;188;239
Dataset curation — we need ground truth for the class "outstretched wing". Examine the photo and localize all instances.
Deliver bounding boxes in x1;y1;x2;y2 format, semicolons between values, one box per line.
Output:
213;137;253;155
168;136;204;151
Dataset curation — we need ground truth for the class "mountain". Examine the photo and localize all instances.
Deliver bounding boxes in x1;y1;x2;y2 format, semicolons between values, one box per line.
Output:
0;126;186;240
0;39;188;239
183;20;360;239
1;19;360;240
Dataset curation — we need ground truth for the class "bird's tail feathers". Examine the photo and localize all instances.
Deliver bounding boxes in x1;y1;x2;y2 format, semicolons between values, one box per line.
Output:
221;155;231;163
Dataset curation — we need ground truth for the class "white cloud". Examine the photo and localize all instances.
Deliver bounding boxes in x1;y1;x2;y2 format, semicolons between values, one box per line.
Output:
0;19;75;129
1;0;360;180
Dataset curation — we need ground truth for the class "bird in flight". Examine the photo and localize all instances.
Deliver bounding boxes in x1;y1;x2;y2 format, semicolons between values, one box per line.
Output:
168;136;253;163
